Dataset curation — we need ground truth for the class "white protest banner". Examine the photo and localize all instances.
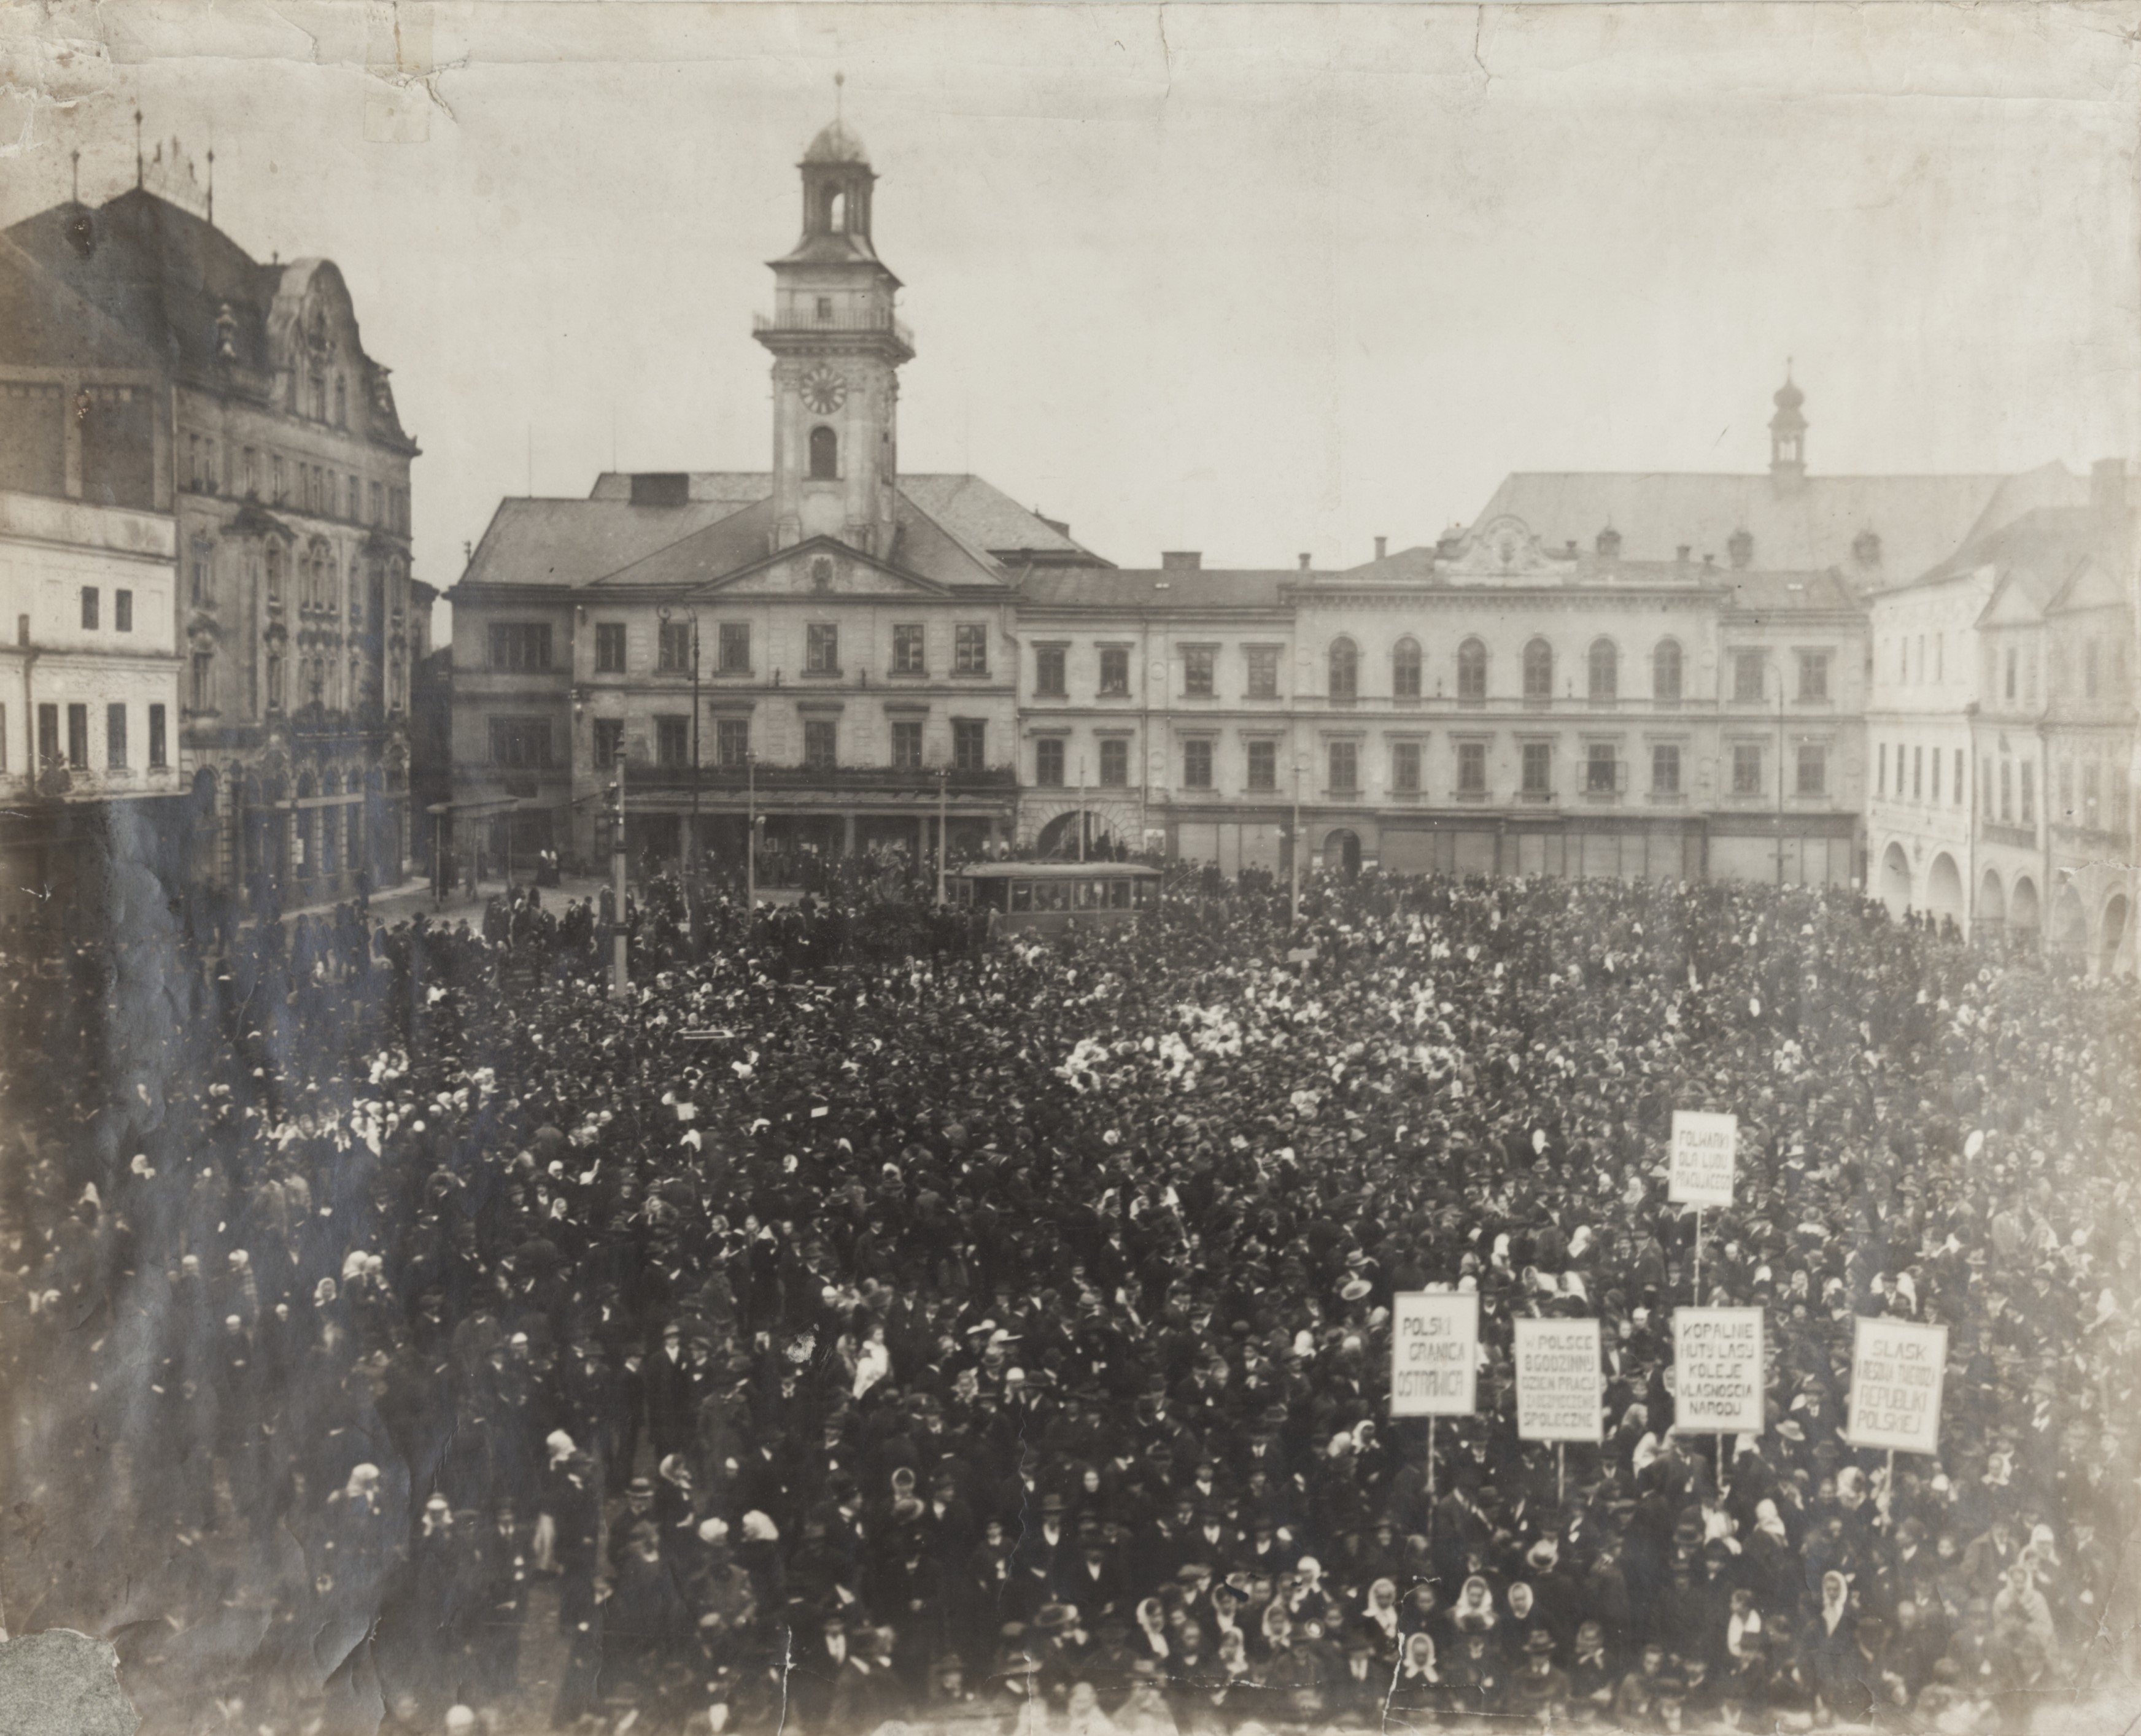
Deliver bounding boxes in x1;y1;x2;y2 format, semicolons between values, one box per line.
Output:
1671;1307;1765;1435
1514;1316;1603;1443
1670;1110;1738;1208
1390;1292;1478;1418
1846;1317;1948;1455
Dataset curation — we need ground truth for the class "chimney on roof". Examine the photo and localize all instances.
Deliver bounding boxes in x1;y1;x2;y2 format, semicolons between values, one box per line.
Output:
2093;458;2130;517
1596;526;1622;559
1374;536;1387;561
1298;553;1312;571
1702;553;1716;571
1728;528;1754;570
1161;551;1201;571
1676;544;1692;566
630;473;690;507
1852;528;1883;567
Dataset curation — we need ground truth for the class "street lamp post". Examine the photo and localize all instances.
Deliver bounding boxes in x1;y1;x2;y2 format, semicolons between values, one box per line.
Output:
936;766;949;906
660;606;701;932
1290;752;1304;925
745;749;757;912
610;754;629;998
1775;654;1787;888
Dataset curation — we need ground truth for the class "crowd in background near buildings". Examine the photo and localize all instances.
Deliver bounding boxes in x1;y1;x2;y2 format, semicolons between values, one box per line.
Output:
2;863;2138;1736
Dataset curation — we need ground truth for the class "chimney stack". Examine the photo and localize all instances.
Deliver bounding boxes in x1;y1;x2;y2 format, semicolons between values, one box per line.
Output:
1374;536;1387;561
1298;553;1312;571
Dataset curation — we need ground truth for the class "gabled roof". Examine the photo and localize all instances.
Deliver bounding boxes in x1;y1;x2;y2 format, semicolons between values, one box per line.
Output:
897;474;1106;565
4;187;411;446
1936;507;2123;627
0;234;166;371
457;496;752;590
1471;469;2014;593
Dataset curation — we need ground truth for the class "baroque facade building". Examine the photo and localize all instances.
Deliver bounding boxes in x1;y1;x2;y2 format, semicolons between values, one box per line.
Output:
448;115;2135;968
5;158;429;912
449;122;1092;874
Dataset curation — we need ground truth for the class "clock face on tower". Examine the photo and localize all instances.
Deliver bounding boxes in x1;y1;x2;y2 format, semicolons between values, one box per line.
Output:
801;366;848;415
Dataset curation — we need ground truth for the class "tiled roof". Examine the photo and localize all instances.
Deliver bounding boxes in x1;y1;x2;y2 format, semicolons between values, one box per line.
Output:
1018;568;1296;610
896;474;1102;561
1471;469;2019;593
457;496;752;590
0;234;165;371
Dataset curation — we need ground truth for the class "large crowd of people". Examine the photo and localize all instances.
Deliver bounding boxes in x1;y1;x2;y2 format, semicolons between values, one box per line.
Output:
2;864;2137;1736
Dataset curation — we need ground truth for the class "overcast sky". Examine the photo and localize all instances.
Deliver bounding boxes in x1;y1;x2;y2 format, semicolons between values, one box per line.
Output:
6;2;2138;629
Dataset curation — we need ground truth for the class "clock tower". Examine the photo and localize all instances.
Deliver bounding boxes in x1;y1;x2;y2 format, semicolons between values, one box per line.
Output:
757;111;913;559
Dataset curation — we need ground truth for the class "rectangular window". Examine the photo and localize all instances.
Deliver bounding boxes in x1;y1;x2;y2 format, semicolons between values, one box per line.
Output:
1878;743;1886;796
2085;762;2102;827
1458;741;1487;795
1101;738;1131;787
657;620;693;674
190;545;211;606
1244;647;1277;700
488;623;553;671
37;703;58;770
595;623;627;673
1932;747;1942;801
953;718;986;771
1328;739;1358;794
807;623;839;674
715;718;749;768
190;652;213;712
272;455;287;504
1034;646;1067;697
1913;746;1923;799
803;719;837;770
1183;647;1215;698
891;719;923;770
954;624;989;675
1732;743;1763;796
893;624;926;676
594;719;624;767
2005;647;2018;701
718;622;751;674
1652;743;1681;795
105;703;126;768
1184;738;1215;789
1796;744;1827;798
1520;741;1552;795
1391;739;1422;793
2021;762;2035;825
487;717;552;767
1999;761;2013;822
1245;739;1277;791
66;703;88;768
1733;651;1765;703
114;590;133;633
655;715;690;766
1036;738;1065;787
1101;646;1131;696
1797;650;1830;702
370;480;383;525
80;587;99;630
1954;749;1964;806
1585;743;1617;793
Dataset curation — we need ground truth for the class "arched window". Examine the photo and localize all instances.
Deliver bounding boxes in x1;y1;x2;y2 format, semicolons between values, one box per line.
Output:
809;425;839;481
1457;638;1488;703
1587;638;1618;701
1328;638;1358;701
1522;638;1554;703
1392;638;1422;700
1653;638;1683;703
